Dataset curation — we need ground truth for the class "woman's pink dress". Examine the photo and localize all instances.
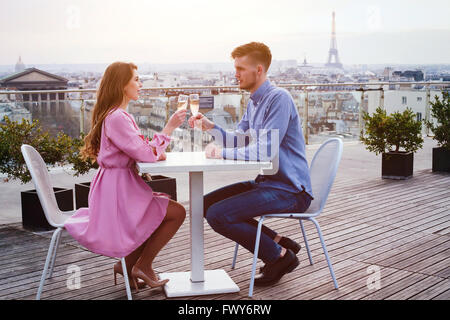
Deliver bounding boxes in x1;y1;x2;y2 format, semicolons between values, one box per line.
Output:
64;108;171;258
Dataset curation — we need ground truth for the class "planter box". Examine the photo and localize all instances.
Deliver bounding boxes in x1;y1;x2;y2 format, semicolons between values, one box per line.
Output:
382;152;414;180
432;147;450;173
75;175;177;209
21;187;74;231
75;182;91;209
145;175;177;201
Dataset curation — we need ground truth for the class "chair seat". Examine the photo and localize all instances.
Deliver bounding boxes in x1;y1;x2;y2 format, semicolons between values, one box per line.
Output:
262;212;318;219
51;210;77;228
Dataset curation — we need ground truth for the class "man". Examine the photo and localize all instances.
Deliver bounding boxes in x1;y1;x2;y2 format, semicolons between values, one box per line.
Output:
188;42;313;286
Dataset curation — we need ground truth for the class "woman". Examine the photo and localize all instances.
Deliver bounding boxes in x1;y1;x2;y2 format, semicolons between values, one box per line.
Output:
64;62;187;291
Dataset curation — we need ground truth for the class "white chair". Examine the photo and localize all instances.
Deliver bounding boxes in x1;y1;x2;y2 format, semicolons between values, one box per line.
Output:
231;138;343;297
21;144;133;300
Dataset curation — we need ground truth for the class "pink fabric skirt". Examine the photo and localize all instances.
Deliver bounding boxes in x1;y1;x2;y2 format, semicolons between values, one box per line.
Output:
65;167;169;258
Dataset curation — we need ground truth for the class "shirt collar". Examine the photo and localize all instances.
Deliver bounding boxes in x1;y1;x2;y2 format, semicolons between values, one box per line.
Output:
250;80;271;105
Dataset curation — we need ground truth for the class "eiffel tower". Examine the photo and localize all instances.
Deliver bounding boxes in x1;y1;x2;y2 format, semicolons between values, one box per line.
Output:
325;11;343;69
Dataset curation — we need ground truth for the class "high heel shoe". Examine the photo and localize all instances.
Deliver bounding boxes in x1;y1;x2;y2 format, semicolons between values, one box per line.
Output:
131;266;169;293
113;262;147;290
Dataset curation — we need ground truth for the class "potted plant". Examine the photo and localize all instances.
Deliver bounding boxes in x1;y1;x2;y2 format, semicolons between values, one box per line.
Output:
0;116;74;231
425;91;450;172
360;107;424;179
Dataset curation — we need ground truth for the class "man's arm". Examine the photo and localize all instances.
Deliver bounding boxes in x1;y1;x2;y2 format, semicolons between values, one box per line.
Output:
222;91;291;161
208;119;250;148
189;109;251;148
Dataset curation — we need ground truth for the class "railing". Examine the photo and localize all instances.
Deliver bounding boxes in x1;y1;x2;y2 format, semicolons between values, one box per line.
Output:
0;81;448;147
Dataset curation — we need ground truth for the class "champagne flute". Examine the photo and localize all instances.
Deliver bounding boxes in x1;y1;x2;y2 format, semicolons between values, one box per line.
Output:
190;94;202;151
177;94;188;111
189;94;199;116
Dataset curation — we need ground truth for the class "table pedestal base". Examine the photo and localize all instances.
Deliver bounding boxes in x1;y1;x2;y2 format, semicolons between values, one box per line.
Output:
159;269;240;298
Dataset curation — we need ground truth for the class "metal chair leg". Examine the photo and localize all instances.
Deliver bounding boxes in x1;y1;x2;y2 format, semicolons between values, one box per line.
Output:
249;216;265;297
48;229;63;279
121;258;132;300
231;243;239;269
36;228;61;300
310;218;338;289
299;220;313;265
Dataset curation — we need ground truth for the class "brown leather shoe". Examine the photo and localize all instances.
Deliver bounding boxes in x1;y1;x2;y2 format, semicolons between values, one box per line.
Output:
254;249;299;286
259;237;301;273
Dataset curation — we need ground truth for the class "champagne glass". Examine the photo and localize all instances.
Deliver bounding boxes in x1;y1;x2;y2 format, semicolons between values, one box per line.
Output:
177;94;188;111
190;94;202;151
189;94;200;116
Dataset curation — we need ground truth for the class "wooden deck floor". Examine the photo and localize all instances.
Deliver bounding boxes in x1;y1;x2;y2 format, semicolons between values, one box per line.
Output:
1;169;449;300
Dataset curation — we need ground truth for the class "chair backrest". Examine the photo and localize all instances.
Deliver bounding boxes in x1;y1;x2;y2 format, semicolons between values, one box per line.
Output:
21;144;62;227
306;138;343;214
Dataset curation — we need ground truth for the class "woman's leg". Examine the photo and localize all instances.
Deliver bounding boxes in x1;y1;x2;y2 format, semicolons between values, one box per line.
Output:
122;239;147;274
133;199;186;278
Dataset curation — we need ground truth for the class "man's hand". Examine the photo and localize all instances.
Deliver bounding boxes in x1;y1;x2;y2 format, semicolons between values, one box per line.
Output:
188;113;215;131
205;143;223;159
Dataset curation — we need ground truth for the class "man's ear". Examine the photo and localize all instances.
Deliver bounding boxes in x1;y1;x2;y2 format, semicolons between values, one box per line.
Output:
257;64;263;75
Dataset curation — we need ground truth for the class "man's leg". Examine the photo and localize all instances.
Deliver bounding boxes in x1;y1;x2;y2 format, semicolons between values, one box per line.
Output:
205;186;302;264
204;181;278;240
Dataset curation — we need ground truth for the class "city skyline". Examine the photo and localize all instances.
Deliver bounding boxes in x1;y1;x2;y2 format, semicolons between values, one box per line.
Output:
1;0;450;65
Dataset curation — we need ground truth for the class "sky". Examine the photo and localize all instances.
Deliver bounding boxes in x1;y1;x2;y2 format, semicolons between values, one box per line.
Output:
1;0;450;66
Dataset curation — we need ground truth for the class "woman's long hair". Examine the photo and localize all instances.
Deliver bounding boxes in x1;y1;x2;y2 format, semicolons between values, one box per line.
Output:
81;62;137;161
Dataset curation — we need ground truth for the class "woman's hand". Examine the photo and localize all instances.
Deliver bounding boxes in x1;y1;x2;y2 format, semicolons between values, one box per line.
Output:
162;108;187;136
157;151;166;161
142;173;152;181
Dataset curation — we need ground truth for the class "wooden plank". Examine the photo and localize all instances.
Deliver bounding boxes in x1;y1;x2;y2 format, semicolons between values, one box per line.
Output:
403;249;450;276
367;237;449;268
409;279;450;300
1;169;449;300
336;268;413;300
315;266;399;300
361;273;428;300
388;241;450;271
431;289;450;300
385;276;444;300
0;255;114;299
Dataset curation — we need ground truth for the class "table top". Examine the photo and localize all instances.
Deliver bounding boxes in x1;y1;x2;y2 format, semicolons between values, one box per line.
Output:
137;152;272;173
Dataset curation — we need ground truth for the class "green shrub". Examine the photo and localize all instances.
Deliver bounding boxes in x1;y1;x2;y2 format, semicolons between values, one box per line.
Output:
425;91;450;151
67;133;98;177
360;107;423;155
0;116;73;183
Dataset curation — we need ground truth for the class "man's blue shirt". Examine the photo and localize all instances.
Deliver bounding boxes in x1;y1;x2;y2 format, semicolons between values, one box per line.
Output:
211;80;313;198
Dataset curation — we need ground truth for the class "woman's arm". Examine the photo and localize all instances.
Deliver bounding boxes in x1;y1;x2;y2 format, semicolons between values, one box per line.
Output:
105;111;169;163
161;108;187;136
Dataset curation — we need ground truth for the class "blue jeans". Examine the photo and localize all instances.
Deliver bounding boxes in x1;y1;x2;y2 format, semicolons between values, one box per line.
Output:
204;180;312;264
